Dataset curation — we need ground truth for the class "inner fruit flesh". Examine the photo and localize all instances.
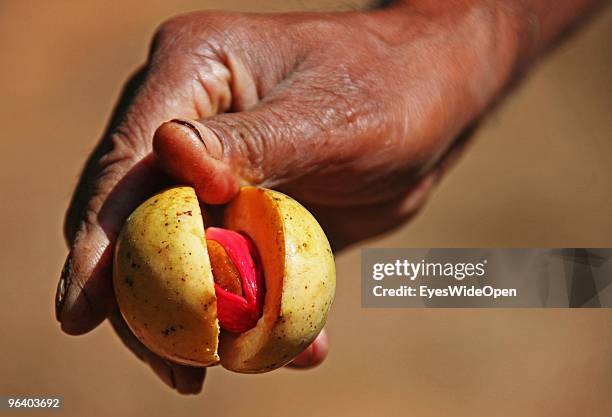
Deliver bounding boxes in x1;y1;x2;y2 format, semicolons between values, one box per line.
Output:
205;227;265;333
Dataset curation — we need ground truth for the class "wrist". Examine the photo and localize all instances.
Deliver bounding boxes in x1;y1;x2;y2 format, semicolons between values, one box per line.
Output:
363;1;535;106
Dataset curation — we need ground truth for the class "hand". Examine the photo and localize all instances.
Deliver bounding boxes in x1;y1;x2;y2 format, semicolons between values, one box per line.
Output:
56;3;528;393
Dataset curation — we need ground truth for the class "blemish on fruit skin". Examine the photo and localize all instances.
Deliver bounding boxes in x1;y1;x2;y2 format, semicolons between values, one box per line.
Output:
162;325;176;336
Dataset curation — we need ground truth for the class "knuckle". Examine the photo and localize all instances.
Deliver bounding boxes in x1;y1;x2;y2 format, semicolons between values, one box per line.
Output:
151;13;211;61
65;131;141;245
152;13;197;49
151;12;281;66
151;11;236;57
110;115;151;154
90;135;139;205
96;132;140;173
149;12;234;89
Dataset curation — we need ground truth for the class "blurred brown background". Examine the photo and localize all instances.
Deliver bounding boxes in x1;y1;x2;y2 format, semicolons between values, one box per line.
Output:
1;1;611;416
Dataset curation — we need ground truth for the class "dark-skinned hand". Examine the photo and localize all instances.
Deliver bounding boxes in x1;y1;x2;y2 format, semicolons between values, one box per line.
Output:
56;0;602;394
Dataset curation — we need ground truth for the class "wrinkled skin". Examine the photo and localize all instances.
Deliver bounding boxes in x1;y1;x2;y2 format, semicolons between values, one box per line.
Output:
55;0;602;394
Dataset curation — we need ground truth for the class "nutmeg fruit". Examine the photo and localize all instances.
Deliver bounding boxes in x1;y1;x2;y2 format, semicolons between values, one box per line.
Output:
113;186;335;373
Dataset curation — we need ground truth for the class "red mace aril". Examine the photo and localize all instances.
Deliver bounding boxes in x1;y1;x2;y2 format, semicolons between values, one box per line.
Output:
205;227;265;333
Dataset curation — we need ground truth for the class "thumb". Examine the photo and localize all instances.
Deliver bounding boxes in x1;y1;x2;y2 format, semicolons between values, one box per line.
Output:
152;119;241;205
153;86;364;205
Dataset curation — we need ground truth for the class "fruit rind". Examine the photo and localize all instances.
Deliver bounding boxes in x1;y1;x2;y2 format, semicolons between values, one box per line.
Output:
219;187;336;373
113;186;335;373
113;187;220;366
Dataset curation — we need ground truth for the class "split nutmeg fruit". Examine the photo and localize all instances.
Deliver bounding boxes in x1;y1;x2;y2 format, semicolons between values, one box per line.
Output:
113;186;336;373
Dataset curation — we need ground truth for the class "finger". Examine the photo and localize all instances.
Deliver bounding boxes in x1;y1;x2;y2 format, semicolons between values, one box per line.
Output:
109;312;205;394
56;73;206;334
55;28;239;334
287;329;329;369
57;153;168;335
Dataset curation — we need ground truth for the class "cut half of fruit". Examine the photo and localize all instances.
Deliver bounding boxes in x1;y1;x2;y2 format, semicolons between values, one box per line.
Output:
113;186;335;373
